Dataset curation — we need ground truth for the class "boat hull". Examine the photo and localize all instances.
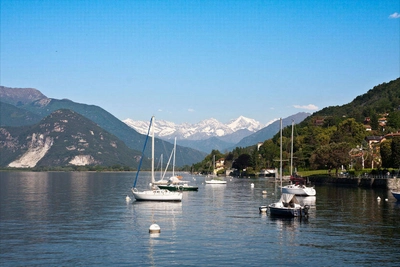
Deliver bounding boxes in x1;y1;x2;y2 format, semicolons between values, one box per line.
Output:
268;205;308;217
392;191;400;201
157;185;199;191
131;188;182;201
281;185;316;196
266;193;310;217
205;179;227;184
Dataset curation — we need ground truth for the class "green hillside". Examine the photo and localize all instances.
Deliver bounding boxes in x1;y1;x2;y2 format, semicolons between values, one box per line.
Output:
0;109;148;168
0;88;206;167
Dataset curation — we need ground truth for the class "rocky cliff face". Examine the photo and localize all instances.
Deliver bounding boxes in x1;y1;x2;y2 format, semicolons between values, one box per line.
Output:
8;133;54;168
0;109;145;168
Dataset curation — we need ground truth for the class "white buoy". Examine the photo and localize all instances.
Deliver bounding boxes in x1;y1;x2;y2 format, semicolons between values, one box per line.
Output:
251;183;254;188
259;205;268;213
126;195;131;202
149;224;160;234
377;196;381;201
262;190;267;195
385;198;388;201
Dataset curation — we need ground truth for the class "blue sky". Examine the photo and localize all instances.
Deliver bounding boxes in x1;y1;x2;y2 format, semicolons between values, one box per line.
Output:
1;0;399;125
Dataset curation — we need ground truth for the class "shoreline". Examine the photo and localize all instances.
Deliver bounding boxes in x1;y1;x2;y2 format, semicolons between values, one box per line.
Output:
308;175;400;190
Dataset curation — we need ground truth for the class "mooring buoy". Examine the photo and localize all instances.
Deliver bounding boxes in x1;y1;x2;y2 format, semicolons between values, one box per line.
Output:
149;224;160;234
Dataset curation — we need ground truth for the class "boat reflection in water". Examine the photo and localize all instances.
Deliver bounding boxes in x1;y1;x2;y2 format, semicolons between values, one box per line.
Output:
296;196;316;206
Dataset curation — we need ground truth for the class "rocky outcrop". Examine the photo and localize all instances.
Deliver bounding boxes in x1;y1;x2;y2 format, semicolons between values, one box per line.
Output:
0;109;145;168
8;133;53;168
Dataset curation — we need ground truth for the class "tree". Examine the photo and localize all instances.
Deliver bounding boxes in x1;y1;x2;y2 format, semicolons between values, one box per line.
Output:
380;140;392;168
387;111;400;130
391;137;400;168
310;142;351;175
259;139;279;168
331;118;367;146
232;153;252;173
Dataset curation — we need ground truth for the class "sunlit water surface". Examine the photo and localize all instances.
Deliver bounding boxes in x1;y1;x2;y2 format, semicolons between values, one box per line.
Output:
1;172;399;266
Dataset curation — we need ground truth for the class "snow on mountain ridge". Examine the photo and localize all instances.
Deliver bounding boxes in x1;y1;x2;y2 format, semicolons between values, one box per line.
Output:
123;116;264;140
227;116;261;132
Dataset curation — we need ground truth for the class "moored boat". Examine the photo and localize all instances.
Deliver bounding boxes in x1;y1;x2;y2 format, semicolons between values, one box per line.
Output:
131;116;182;202
268;193;310;217
391;191;400;201
281;184;316;196
205;155;227;184
158;182;199;191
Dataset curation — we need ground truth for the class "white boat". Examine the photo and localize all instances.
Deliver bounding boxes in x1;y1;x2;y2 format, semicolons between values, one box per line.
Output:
205;179;227;184
268;193;310;217
392;191;400;201
205;155;227;184
131;116;182;202
281;184;316;196
281;120;316;196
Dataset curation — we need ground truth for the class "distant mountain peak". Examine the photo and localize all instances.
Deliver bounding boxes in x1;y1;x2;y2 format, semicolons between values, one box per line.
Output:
0;86;47;106
227;116;261;132
123;116;265;141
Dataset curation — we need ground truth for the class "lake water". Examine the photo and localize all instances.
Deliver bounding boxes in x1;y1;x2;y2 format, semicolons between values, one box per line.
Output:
0;171;399;266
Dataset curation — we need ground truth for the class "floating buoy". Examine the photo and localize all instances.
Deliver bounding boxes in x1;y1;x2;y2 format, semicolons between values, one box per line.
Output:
251;183;254;188
149;224;160;234
259;205;268;213
377;196;381;201
126;195;131;202
262;190;267;195
385;198;388;201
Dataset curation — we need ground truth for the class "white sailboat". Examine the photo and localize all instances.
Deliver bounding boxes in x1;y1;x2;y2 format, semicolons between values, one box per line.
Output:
281;120;316;196
205;155;226;184
157;137;199;191
131;116;182;201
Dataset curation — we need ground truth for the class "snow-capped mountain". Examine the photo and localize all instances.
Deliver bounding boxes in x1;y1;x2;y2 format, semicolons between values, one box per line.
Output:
124;113;310;153
123;116;266;141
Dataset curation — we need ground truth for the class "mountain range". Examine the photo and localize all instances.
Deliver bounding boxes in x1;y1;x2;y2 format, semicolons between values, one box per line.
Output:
0;86;206;167
1;109;146;168
0;86;310;167
124;112;310;153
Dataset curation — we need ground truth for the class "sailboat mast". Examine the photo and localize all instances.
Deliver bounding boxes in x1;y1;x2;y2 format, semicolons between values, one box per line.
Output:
290;120;294;176
213;155;215;176
173;137;176;177
280;118;283;191
151;116;155;184
160;154;163;180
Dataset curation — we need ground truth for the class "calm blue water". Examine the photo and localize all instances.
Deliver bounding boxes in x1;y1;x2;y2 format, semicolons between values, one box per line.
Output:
1;172;399;266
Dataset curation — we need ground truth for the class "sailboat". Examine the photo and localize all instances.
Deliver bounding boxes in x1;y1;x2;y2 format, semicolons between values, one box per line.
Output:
281;120;316;196
205;155;226;184
157;137;199;191
131;116;183;201
259;118;310;217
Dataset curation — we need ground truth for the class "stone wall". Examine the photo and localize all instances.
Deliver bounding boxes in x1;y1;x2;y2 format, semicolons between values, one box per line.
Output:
308;176;400;190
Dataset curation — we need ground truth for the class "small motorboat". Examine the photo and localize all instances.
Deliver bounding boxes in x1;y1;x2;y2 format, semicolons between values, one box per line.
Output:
267;193;310;217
